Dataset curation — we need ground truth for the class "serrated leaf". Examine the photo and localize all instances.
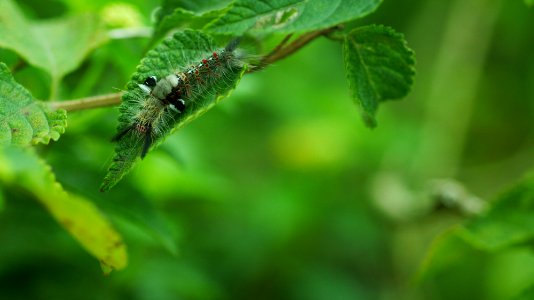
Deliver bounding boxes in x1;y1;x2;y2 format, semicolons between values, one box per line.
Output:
0;63;67;146
205;0;382;35
101;30;246;191
458;175;534;251
343;25;415;127
0;147;127;273
0;0;108;88
150;8;227;48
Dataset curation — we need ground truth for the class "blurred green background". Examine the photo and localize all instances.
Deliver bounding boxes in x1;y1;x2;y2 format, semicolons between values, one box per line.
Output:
1;0;534;299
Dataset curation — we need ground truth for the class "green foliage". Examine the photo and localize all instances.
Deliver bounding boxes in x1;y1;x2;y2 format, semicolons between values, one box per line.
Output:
0;186;3;212
459;175;534;250
151;0;230;46
0;0;108;96
419;175;534;283
526;0;534;7
100;30;246;191
343;25;415;127
0;63;66;146
7;1;534;299
0;147;127;273
205;0;382;34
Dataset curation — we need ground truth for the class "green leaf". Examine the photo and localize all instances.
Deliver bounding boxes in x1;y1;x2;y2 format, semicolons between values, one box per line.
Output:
526;0;534;7
343;25;415;127
0;0;108;91
0;63;67;146
151;8;227;47
458;175;534;251
205;0;382;35
416;228;482;281
156;0;232;16
0;147;127;273
101;30;246;191
418;175;534;280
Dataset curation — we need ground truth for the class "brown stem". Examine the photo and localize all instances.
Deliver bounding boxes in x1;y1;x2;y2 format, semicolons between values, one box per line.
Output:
49;93;123;112
249;26;340;73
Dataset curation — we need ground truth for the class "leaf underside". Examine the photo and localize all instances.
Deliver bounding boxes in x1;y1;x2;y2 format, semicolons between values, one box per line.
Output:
101;30;246;191
0;63;66;146
343;24;415;127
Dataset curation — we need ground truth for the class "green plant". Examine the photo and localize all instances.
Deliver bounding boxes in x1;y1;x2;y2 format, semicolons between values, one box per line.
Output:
0;0;415;271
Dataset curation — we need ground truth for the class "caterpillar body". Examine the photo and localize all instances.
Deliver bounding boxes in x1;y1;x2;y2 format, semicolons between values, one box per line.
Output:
101;31;246;192
112;37;243;158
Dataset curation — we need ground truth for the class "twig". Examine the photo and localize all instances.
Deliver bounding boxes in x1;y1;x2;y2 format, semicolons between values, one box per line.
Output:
49;93;123;112
249;26;340;73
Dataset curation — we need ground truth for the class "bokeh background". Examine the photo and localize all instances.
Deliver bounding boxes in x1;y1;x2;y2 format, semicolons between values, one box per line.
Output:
1;0;534;299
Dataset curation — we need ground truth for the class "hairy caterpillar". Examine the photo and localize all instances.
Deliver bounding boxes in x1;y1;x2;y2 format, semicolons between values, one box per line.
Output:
101;31;246;191
112;38;243;158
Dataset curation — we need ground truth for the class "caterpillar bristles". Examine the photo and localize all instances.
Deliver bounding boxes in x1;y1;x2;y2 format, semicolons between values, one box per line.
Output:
111;36;245;158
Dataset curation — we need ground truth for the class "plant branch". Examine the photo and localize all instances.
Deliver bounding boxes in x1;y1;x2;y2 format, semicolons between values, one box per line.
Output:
49;93;123;112
248;26;341;73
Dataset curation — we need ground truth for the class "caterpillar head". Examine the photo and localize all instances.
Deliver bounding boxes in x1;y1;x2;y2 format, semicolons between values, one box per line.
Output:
139;75;157;94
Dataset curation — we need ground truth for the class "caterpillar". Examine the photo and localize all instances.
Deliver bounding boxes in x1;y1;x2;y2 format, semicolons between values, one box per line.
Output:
112;37;243;158
101;30;246;192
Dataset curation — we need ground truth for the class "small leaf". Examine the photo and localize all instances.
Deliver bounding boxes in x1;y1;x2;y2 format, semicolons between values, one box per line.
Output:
0;63;67;146
343;25;415;127
101;30;246;191
205;0;382;35
0;147;128;273
458;174;534;251
0;0;108;85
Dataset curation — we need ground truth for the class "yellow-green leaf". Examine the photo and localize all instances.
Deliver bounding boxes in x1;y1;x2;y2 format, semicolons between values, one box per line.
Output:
0;147;127;273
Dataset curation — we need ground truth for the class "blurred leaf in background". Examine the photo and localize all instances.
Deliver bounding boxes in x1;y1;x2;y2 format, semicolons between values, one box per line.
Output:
0;0;108;99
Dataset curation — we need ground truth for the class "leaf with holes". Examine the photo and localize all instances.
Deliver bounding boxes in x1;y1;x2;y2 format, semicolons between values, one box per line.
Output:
343;25;415;127
100;30;246;191
0;63;66;146
205;0;382;35
0;147;127;273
